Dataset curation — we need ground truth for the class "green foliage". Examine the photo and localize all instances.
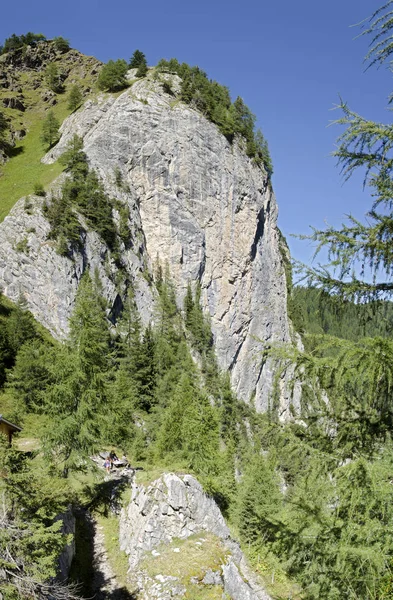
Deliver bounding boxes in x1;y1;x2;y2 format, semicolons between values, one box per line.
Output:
40;110;60;148
43;273;111;476
0;436;78;599
67;84;83;112
53;36;70;52
156;59;273;176
45;63;64;93
97;59;128;92
136;61;148;78
129;49;147;68
155;370;220;475
0;32;46;55
276;450;393;600
0;294;40;394
184;281;212;354
15;237;29;254
0;110;10;151
33;181;46;196
297;4;393;305
236;448;283;545
129;50;148;77
293;286;393;341
44;135;120;255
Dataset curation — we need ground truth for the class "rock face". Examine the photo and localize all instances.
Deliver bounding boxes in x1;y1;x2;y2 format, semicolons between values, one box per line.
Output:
0;72;295;414
119;473;230;569
0;193;154;337
119;473;271;599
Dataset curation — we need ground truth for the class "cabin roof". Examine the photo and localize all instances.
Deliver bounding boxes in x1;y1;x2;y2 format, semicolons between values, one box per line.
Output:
0;414;22;432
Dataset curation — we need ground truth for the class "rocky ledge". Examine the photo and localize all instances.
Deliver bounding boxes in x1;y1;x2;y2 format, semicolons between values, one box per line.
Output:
119;473;272;599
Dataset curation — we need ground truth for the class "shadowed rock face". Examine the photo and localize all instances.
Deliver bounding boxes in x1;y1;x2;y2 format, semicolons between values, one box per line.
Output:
0;73;295;415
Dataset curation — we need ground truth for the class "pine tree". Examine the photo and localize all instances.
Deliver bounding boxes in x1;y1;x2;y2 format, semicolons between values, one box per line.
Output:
129;49;147;69
298;2;393;305
43;273;110;476
136;61;148;78
67;83;83;111
135;323;157;410
40;110;60;148
68;272;110;377
105;293;142;443
236;448;282;545
7;339;54;412
184;282;194;329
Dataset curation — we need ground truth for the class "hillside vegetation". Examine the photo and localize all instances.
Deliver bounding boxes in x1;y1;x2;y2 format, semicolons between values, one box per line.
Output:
0;39;100;220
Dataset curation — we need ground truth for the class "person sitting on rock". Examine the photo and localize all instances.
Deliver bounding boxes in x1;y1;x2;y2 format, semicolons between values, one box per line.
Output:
109;450;118;462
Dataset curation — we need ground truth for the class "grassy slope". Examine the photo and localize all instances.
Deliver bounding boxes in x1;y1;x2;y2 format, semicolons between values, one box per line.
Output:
0;46;99;221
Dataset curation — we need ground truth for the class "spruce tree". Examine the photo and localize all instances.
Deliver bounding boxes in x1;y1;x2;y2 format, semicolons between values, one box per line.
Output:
135;323;157;410
0;437;78;599
43;273;110;476
136;61;148;78
129;49;147;69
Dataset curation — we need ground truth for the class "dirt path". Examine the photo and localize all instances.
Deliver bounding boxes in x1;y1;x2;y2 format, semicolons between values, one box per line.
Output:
90;511;136;600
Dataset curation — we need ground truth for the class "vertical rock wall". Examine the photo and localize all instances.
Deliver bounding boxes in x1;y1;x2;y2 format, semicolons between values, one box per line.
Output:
0;73;296;414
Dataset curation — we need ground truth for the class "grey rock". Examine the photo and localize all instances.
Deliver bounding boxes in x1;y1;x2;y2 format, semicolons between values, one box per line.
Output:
0;72;298;415
119;473;230;569
223;560;272;600
202;569;222;585
119;472;272;599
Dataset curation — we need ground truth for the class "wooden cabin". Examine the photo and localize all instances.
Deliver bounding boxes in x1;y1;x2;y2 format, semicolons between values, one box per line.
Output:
0;414;22;445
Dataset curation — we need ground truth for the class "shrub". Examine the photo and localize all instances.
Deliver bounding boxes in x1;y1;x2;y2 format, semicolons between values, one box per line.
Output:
53;36;70;52
33;182;46;197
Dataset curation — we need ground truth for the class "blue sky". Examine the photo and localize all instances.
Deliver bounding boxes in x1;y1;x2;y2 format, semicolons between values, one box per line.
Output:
0;0;389;266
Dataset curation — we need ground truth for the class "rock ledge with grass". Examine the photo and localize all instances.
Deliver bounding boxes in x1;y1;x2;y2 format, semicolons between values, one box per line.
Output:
119;472;272;600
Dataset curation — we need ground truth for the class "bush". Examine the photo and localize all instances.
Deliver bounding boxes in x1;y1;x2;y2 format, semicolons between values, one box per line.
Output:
53;36;70;52
33;182;46;197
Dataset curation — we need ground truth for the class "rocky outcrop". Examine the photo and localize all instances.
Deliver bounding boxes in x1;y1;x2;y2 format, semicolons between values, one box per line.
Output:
119;473;230;568
119;473;271;599
0;70;297;414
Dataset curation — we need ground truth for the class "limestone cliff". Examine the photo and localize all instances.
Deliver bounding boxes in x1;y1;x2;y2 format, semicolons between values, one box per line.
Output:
0;69;295;415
